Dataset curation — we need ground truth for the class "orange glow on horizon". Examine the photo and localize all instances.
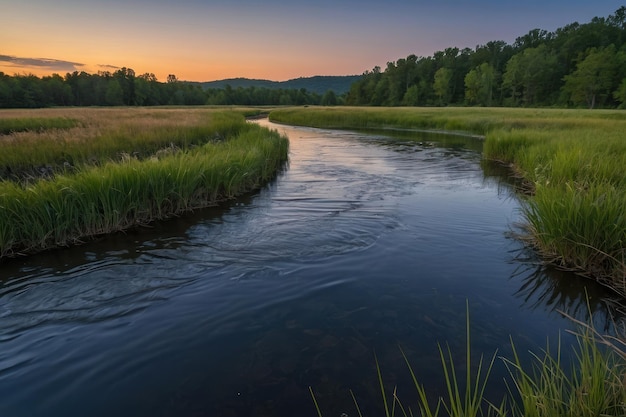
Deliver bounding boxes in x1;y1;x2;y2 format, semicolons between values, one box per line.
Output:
0;56;366;83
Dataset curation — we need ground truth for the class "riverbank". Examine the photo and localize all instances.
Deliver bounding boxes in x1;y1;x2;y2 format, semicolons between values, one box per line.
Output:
0;107;288;258
269;106;626;299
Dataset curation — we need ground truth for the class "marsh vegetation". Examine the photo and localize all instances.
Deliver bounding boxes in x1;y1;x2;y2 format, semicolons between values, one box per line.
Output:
0;107;288;257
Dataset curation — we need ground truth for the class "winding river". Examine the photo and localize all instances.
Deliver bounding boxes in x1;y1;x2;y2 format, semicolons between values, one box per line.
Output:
0;119;619;417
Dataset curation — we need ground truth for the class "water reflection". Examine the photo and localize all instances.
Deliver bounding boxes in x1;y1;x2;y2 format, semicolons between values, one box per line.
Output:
511;249;626;332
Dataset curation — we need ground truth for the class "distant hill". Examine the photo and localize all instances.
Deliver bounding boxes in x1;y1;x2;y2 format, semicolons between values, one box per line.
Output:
199;75;361;95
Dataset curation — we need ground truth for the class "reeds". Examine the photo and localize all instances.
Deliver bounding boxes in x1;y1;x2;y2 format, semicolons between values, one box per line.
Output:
270;106;626;298
504;318;626;417
0;108;251;179
485;125;626;295
0;116;78;135
0;108;288;257
310;305;626;417
310;304;505;417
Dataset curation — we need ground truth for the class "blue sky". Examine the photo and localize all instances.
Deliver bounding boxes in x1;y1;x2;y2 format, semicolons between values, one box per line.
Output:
2;0;624;81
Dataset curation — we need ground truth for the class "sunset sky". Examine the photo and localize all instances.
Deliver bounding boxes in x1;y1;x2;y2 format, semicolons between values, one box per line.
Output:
2;0;624;82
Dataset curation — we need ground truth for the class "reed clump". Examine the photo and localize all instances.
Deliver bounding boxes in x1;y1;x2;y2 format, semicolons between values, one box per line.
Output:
0;108;254;181
311;306;626;417
270;107;626;298
485;124;626;295
0;116;79;135
0;108;288;257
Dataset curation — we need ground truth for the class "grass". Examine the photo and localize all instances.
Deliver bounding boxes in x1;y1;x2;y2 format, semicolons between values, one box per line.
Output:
0;116;79;135
0;107;288;257
270;106;626;299
310;304;626;417
485;125;626;295
269;106;625;134
0;108;256;181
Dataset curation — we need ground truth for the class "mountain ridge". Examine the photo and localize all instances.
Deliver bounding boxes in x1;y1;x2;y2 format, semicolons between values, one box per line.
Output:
198;75;361;94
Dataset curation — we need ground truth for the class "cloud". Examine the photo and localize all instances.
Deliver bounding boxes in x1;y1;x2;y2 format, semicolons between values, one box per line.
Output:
98;64;121;70
0;54;85;72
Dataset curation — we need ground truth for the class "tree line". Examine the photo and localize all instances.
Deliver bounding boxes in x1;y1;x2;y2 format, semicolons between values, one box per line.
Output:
0;69;340;109
346;7;626;108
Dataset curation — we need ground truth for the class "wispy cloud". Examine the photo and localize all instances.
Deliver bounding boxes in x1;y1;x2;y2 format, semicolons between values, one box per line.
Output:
98;64;121;71
0;54;85;72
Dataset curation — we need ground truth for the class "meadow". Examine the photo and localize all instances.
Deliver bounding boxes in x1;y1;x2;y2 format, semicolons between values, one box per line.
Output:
270;106;626;300
0;107;287;257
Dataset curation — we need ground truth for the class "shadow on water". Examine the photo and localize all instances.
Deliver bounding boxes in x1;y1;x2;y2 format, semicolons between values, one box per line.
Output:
510;249;626;331
481;158;626;330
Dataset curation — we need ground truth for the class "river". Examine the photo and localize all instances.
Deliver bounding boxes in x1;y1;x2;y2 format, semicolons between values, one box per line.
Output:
0;119;618;417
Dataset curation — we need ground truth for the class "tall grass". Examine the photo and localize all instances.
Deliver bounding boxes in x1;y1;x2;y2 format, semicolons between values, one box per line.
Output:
0;109;252;179
485;124;626;295
270;106;623;135
0;117;78;135
270;106;626;298
504;319;626;417
0;109;288;257
311;305;626;417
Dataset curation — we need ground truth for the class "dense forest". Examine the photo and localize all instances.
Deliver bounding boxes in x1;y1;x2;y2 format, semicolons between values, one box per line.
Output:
347;6;626;108
1;7;625;109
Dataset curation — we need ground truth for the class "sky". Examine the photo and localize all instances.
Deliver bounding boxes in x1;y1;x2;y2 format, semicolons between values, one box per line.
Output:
1;0;624;82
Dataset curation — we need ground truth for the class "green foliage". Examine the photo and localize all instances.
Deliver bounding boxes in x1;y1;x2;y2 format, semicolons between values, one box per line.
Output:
0;110;249;180
345;7;626;108
0;117;78;135
433;68;453;105
465;63;495;106
402;85;420;106
563;45;619;108
484;121;626;293
614;78;626;107
311;305;626;417
0;109;288;257
321;90;338;106
0;71;341;108
502;45;559;106
504;323;626;417
104;79;124;106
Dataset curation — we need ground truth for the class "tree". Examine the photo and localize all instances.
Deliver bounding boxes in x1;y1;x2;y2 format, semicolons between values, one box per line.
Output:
114;67;136;105
502;45;558;105
614;78;626;107
105;79;124;105
464;63;495;106
514;28;553;50
402;85;420;106
321;90;337;106
40;74;72;106
433;67;453;105
563;45;618;108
